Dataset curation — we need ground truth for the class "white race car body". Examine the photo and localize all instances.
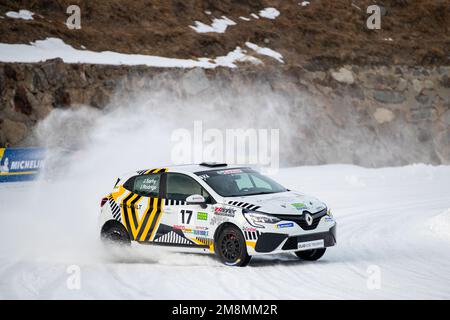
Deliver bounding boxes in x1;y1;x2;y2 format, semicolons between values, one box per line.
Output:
99;164;336;257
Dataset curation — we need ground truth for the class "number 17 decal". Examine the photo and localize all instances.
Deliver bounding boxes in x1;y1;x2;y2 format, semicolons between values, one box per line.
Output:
180;209;193;224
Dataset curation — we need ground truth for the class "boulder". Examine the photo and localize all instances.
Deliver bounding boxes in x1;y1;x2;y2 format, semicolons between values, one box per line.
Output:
90;88;111;109
41;58;67;86
396;78;408;91
441;75;450;88
331;67;354;84
0;118;28;145
13;86;33;115
32;68;49;92
408;107;438;122
373;90;406;104
423;80;434;90
412;79;424;93
53;87;71;108
373;108;395;124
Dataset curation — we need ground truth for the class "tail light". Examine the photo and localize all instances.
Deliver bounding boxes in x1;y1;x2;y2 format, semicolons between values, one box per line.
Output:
100;197;108;207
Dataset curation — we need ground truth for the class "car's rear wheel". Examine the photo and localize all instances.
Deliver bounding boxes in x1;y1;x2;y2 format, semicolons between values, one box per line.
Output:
100;221;131;246
295;248;326;261
216;225;251;267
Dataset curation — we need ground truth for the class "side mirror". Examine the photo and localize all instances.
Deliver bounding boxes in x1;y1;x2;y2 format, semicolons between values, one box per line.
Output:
186;194;207;208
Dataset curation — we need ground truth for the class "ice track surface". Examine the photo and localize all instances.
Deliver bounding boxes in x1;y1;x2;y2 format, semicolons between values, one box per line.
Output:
0;164;449;299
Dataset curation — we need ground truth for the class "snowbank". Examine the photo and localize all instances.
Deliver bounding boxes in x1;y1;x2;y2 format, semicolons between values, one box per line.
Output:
0;38;264;68
245;42;284;63
190;16;236;33
259;8;280;19
6;10;34;20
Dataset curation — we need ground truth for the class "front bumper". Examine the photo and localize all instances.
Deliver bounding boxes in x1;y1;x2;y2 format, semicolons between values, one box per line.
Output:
253;225;336;254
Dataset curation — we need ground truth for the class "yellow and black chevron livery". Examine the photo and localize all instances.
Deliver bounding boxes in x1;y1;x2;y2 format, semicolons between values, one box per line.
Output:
108;168;169;242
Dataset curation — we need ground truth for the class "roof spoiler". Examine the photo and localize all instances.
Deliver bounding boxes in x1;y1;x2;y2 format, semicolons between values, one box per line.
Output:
199;162;228;168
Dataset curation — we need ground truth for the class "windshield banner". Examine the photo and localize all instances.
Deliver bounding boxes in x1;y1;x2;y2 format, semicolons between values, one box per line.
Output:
0;147;46;183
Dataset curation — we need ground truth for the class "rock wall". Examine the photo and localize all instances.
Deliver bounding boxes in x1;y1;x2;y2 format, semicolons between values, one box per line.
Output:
0;60;449;166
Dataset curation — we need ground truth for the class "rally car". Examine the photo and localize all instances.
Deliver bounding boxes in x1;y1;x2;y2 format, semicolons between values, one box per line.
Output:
99;162;336;266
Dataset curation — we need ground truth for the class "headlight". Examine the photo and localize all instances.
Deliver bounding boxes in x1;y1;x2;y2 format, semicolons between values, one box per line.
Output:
243;211;281;228
327;208;333;217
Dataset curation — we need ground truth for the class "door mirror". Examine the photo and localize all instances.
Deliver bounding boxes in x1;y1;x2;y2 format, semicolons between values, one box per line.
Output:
186;194;206;208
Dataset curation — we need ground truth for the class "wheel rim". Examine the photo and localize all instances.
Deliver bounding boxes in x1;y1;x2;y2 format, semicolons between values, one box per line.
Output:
220;232;241;262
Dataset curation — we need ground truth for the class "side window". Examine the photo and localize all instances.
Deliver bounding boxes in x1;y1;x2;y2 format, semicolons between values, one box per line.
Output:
166;173;212;203
124;174;161;197
135;174;161;197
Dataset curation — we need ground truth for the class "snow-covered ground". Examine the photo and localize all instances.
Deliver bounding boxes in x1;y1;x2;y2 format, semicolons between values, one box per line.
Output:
0;164;449;299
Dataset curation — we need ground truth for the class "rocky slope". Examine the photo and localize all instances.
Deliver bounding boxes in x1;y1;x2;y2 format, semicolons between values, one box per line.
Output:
1;0;449;67
0;0;449;166
1;61;448;166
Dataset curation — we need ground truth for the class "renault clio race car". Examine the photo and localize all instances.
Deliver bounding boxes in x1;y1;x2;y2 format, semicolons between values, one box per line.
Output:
99;163;336;266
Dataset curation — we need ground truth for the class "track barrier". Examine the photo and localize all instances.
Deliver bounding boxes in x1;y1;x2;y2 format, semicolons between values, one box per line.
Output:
0;147;46;183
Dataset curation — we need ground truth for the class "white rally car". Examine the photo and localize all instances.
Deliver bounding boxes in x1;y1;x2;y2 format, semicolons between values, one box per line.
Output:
99;163;336;266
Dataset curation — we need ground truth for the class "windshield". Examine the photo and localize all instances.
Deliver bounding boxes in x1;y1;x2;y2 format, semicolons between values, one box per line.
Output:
195;168;287;197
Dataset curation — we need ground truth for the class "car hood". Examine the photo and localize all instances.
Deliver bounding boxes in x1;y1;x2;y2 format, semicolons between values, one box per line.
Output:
224;191;327;215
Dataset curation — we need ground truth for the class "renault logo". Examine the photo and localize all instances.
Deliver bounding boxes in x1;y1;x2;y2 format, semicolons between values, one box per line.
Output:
305;213;313;226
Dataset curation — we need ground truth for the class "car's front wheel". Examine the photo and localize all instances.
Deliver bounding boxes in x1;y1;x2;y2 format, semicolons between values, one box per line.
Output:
100;220;131;246
295;248;326;261
216;225;251;267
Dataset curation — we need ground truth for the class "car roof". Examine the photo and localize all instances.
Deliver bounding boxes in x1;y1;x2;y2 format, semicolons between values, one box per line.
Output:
162;163;249;174
116;164;255;187
118;164;253;181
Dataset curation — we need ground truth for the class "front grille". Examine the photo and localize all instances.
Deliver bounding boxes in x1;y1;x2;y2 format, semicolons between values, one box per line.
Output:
273;208;327;231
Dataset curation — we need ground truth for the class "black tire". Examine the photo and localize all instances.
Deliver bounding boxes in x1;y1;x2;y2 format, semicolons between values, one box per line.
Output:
100;221;131;246
295;248;326;261
216;225;251;267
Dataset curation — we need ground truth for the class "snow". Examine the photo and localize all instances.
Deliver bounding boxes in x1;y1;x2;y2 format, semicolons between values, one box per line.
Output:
190;16;236;33
0;164;449;299
258;8;280;19
213;47;262;67
0;38;261;68
239;16;251;21
300;1;310;7
6;10;34;20
250;13;260;19
429;209;450;241
245;42;284;63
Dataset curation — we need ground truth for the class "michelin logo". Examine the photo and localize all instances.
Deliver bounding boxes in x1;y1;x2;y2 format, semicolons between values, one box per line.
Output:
0;157;9;173
9;159;44;170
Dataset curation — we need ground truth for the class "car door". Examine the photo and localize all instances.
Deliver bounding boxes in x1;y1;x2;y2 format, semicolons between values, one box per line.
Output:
120;172;163;242
153;172;214;247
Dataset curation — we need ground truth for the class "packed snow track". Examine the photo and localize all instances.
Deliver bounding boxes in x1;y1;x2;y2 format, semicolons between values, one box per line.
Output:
0;164;449;299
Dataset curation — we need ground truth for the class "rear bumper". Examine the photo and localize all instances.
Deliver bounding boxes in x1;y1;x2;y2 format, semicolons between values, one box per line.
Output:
254;225;336;254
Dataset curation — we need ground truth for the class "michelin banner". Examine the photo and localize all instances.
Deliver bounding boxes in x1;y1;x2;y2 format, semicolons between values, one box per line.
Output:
0;148;46;183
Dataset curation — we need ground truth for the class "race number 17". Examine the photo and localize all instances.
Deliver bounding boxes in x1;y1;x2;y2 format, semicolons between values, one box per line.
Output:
180;209;193;224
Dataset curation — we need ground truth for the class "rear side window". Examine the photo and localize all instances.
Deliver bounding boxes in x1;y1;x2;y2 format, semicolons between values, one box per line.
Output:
124;174;161;197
